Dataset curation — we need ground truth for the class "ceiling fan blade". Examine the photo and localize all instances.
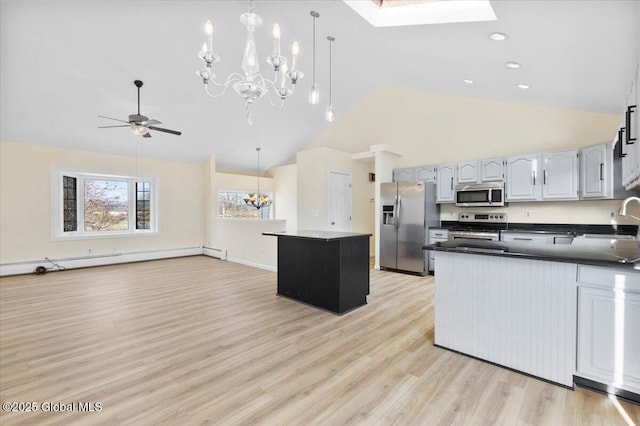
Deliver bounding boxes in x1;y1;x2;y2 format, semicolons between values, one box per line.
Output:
98;125;130;128
98;115;129;123
143;119;161;126
142;132;152;138
148;126;182;136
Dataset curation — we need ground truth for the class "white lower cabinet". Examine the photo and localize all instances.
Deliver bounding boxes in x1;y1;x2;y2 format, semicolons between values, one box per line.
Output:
427;229;448;272
576;266;640;395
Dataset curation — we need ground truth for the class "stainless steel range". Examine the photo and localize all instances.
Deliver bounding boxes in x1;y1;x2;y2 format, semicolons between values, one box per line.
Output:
448;212;507;242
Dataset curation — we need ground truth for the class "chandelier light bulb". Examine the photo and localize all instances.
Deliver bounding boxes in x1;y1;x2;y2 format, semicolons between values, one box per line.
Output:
291;41;299;56
201;42;208;53
205;20;214;36
272;23;281;40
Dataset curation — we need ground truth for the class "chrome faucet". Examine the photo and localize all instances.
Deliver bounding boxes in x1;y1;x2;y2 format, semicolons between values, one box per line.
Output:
619;196;640;239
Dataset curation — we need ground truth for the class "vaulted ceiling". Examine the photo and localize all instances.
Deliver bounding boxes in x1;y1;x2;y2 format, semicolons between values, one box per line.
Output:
1;0;638;172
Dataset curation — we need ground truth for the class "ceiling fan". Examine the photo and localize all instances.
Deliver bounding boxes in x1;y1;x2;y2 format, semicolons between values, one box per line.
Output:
98;80;182;138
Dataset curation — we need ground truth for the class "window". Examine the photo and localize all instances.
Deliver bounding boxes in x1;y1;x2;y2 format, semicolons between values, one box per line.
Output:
84;179;129;231
51;169;158;239
217;191;271;219
136;182;151;230
63;176;77;232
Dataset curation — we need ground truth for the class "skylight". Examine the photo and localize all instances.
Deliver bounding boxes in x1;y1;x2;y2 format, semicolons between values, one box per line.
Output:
343;0;497;27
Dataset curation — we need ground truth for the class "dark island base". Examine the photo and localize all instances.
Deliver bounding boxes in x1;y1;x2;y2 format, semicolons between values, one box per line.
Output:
276;293;367;316
276;235;369;314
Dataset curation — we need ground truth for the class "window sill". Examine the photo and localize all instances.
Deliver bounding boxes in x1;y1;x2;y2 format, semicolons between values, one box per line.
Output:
51;231;159;241
216;218;286;223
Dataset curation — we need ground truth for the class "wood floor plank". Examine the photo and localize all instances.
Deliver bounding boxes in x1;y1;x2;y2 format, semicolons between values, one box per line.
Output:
1;256;639;425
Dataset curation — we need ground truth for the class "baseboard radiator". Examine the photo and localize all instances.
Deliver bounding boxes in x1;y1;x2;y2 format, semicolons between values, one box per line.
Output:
202;246;227;260
0;246;226;277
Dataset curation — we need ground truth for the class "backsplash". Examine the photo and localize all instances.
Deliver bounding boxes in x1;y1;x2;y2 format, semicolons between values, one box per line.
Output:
440;199;640;226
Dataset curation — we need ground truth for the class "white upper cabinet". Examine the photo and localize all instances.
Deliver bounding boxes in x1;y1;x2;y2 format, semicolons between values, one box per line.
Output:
542;149;579;200
436;163;456;203
456;161;478;184
621;64;640;189
393;168;414;182
414;165;437;183
506;154;541;201
580;143;613;199
480;158;504;182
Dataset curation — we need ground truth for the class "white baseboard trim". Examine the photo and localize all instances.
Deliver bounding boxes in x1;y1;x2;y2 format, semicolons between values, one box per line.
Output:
0;247;202;277
0;246;279;277
226;256;277;272
374;264;381;270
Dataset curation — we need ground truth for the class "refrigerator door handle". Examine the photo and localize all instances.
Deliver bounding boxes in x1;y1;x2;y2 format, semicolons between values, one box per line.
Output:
396;196;401;231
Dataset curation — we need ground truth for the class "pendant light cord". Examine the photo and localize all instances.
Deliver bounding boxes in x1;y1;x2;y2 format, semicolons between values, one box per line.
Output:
328;37;333;105
312;15;316;83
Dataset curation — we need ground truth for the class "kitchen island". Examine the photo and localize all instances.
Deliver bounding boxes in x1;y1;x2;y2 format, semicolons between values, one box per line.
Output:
424;237;640;401
263;231;371;314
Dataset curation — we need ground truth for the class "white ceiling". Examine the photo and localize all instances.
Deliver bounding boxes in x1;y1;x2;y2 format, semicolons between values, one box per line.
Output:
1;0;638;172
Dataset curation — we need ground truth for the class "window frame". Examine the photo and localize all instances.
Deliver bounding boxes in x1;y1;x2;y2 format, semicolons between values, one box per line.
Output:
51;168;160;240
216;189;273;220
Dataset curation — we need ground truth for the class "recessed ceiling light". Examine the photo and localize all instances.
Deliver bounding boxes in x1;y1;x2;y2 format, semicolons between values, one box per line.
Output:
489;32;507;41
517;83;530;89
505;62;520;69
463;79;473;84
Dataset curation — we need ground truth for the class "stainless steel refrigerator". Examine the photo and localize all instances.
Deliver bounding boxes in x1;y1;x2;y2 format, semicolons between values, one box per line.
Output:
380;181;439;274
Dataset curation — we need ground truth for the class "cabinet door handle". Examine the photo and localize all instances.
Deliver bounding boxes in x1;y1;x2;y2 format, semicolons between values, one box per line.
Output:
532;170;536;186
450;177;453;190
543;170;547;185
626;105;636;144
618;128;627;158
599;163;604;181
513;237;533;241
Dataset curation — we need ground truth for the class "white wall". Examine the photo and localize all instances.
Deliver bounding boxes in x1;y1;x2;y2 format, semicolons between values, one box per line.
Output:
270;164;298;233
309;87;619;165
0;140;204;264
216;172;274;194
205;164;285;270
296;147;375;254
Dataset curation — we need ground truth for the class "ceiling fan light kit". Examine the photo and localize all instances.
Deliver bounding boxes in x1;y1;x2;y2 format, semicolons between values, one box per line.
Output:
98;80;182;138
196;0;304;125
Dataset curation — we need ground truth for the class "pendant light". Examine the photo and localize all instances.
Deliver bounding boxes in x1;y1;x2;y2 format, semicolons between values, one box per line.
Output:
325;36;335;122
308;11;320;105
244;147;272;209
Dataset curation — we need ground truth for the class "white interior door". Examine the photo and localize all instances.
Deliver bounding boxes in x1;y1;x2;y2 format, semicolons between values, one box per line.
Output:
328;172;352;232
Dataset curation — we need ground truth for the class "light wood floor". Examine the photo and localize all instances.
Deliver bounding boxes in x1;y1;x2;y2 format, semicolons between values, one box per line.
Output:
1;256;638;425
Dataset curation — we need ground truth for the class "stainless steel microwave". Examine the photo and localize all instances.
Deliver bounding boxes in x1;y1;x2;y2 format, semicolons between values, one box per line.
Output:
455;182;505;207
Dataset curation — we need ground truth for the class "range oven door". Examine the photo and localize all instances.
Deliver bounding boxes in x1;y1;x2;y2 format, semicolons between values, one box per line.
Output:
455;183;504;207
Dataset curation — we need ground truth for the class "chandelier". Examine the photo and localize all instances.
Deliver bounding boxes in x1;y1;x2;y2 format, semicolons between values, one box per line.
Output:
196;0;303;125
244;147;271;209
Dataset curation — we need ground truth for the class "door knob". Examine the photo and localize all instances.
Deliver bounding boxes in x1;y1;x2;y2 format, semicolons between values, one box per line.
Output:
331;221;335;225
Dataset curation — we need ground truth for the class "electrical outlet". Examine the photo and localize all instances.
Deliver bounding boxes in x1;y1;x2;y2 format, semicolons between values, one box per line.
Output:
525;211;531;217
610;211;616;218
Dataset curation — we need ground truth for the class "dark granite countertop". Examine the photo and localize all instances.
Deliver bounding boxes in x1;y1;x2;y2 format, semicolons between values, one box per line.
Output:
263;230;372;241
424;237;640;270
